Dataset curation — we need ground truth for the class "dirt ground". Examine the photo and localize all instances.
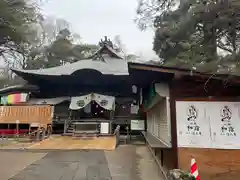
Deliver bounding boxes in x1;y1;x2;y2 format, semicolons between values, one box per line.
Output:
28;136;117;150
0;145;165;180
0;136;116;150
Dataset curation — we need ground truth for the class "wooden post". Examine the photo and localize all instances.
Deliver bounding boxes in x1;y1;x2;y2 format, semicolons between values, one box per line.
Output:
126;124;129;144
109;121;112;135
108;110;113;134
41;128;46;140
0;132;3;147
28;124;31;135
36;127;40;141
16;120;19;138
161;149;164;166
64;119;67;134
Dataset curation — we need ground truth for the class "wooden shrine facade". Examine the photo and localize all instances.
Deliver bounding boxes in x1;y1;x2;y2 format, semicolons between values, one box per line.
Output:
129;62;240;180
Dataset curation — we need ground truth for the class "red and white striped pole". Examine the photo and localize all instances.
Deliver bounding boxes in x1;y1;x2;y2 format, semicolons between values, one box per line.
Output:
190;158;200;180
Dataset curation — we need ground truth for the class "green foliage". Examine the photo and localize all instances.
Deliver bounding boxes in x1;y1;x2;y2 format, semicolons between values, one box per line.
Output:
0;0;100;87
26;30;99;69
136;0;240;75
26;19;99;69
167;169;196;180
0;0;39;57
0;1;99;71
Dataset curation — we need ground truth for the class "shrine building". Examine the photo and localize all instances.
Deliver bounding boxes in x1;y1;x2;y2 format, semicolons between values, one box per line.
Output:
1;36;240;179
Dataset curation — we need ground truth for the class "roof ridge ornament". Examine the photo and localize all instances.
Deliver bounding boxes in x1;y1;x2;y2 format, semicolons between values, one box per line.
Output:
98;36;113;48
97;36;123;59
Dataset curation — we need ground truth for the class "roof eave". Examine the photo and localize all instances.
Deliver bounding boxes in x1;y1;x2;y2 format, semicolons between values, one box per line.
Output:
128;62;240;83
0;84;39;95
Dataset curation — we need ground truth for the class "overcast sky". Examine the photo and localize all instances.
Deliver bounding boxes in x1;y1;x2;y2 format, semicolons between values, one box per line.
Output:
42;0;157;59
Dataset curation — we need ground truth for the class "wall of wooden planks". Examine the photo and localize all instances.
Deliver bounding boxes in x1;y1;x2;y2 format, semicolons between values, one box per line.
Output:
170;77;240;180
178;148;240;180
0;105;53;127
139;69;240;178
171;76;240;98
155;148;176;172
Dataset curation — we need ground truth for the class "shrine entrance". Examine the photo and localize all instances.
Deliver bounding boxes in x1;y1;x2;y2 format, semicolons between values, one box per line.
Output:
71;101;110;120
63;93;115;137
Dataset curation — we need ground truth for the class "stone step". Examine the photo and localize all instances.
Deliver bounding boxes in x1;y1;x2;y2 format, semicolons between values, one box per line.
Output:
62;133;73;136
67;129;74;133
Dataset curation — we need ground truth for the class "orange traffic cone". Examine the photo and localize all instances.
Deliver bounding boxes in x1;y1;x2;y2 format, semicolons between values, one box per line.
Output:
190;158;200;180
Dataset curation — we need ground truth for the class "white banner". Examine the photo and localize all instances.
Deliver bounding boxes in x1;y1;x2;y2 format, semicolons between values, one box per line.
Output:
176;101;212;148
208;102;240;149
93;93;115;110
69;93;115;110
69;94;92;110
131;120;145;130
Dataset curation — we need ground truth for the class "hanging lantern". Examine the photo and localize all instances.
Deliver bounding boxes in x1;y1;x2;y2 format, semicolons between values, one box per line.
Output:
132;85;137;93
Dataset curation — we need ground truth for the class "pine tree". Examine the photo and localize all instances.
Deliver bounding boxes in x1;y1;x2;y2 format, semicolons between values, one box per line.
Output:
136;0;240;75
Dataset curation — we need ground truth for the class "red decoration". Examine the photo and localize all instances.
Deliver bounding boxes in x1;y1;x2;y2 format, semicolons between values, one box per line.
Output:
190;158;200;180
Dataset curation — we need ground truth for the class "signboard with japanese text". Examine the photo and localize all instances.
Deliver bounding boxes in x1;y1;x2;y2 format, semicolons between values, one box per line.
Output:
176;101;212;148
100;122;109;134
131;120;145;130
208;102;240;149
176;101;240;149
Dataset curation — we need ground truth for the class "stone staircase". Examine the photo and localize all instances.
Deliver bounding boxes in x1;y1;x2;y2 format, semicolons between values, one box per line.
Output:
63;120;100;137
66;122;75;134
62;120;75;136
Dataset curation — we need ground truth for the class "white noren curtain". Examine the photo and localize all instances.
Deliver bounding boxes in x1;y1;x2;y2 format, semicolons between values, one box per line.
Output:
69;94;92;110
69;93;115;110
92;93;115;110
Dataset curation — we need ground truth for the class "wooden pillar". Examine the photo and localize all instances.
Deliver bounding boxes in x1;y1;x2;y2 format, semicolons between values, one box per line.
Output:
16;120;19;138
161;149;164;166
169;81;179;169
28;124;31;135
109;110;114;134
36;128;40;141
64;119;67;134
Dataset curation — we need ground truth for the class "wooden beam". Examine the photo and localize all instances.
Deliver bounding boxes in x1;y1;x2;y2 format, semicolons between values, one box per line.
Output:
129;64;240;85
